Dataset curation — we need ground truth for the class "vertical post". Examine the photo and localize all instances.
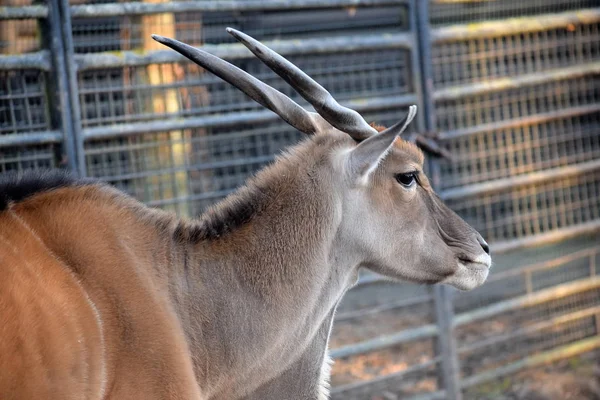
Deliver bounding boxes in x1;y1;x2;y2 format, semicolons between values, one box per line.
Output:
433;285;462;400
407;0;425;134
416;0;442;187
57;0;86;177
416;4;462;396
415;0;436;133
43;0;78;172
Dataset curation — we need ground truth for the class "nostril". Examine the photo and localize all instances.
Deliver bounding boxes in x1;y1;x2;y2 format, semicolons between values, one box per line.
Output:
478;236;490;255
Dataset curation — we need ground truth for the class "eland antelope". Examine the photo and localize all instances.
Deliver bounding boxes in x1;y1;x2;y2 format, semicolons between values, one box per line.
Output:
0;29;491;400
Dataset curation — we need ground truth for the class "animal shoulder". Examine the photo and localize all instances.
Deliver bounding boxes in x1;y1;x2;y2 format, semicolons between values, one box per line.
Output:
0;170;99;212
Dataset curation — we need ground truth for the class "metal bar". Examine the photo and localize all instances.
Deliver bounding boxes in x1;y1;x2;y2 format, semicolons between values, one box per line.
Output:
335;294;432;322
58;0;86;177
0;131;62;148
439;104;600;140
454;277;600;327
82;94;418;140
331;357;441;395
486;246;599;283
330;324;438;359
0;5;48;19
433;62;600;101
460;336;600;389
431;8;600;43
407;0;426;135
440;158;600;200
407;391;447;400
74;33;415;70
45;0;77;171
416;0;436;132
95;154;276;183
70;0;408;17
433;286;462;400
458;305;600;355
491;220;600;255
0;51;51;71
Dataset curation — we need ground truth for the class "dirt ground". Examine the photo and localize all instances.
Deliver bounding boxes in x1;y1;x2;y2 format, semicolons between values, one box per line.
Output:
464;351;600;400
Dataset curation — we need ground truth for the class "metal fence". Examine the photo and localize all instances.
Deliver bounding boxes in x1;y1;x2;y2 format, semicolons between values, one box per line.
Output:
1;1;599;399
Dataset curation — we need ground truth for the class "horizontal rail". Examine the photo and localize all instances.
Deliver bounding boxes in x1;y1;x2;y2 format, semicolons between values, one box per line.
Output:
0;51;51;71
330;323;438;359
83;94;417;140
95;154;276;183
439;104;600;140
461;336;600;389
75;33;414;70
331;357;440;395
0;131;63;148
70;0;408;17
431;8;600;42
454;277;600;327
335;294;432;322
433;62;600;101
407;391;447;400
440;158;600;200
0;5;48;19
491;220;600;255
458;305;600;354
487;246;599;284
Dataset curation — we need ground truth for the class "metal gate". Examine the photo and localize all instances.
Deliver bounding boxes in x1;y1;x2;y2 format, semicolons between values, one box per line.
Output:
1;1;599;399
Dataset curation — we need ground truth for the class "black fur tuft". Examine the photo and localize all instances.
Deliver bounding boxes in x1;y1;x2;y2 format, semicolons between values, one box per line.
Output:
0;169;97;211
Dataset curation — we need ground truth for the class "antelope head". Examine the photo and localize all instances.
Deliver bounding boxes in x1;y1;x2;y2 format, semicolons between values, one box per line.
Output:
152;29;491;291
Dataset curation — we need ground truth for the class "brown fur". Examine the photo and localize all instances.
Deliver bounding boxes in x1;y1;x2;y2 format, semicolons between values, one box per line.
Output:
0;129;488;399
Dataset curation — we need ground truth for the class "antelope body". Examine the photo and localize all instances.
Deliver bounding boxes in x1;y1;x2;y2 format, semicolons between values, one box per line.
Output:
0;29;491;400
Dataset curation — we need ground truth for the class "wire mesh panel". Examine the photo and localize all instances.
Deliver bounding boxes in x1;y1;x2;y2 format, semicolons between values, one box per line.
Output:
77;48;413;128
428;4;600;247
0;143;56;172
72;1;419;218
446;169;600;243
429;0;597;26
439;112;600;189
70;5;409;50
423;1;600;397
0;4;67;171
0;70;50;135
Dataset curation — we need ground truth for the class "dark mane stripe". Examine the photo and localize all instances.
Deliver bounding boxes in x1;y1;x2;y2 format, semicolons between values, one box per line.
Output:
0;169;97;211
174;184;270;243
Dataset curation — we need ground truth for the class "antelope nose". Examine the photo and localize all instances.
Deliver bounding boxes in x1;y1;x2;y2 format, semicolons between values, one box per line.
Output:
477;235;490;255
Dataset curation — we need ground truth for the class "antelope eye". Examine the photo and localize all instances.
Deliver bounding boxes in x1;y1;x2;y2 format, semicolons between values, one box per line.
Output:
395;172;416;188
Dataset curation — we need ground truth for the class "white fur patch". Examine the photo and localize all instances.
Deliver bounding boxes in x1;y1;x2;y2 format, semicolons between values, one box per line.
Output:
474;252;492;268
317;352;333;400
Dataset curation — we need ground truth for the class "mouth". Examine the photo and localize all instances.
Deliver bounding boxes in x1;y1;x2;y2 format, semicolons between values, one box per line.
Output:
458;253;492;269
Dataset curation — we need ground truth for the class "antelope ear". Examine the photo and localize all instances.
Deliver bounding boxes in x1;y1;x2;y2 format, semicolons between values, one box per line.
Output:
348;105;417;180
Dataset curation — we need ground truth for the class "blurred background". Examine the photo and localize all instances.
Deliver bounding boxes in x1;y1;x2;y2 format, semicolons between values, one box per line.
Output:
1;0;599;398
